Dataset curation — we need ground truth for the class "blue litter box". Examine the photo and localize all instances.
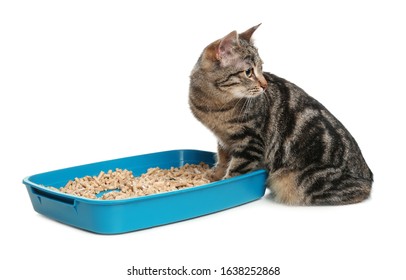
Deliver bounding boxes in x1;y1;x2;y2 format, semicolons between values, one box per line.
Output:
23;150;267;234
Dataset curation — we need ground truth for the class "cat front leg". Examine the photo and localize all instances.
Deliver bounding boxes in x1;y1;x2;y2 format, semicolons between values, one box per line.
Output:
209;143;231;181
223;148;262;179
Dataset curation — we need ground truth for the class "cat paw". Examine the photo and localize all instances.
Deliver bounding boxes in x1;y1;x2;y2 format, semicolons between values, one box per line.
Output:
222;174;232;180
207;166;226;182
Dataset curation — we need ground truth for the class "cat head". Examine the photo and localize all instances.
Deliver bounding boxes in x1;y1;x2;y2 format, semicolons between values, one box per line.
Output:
191;24;267;100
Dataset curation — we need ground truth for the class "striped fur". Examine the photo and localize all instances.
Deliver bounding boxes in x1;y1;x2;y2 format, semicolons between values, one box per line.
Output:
189;25;373;205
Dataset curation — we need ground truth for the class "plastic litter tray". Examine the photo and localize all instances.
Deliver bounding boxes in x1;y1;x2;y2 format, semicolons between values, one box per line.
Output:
23;149;267;234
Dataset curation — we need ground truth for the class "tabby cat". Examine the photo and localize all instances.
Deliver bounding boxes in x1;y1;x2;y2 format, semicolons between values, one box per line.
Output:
189;24;373;205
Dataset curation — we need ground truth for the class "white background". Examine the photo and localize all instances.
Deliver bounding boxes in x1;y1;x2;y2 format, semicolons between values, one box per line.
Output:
1;0;405;279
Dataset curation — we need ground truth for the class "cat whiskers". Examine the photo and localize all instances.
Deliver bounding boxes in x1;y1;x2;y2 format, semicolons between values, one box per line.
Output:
236;97;253;121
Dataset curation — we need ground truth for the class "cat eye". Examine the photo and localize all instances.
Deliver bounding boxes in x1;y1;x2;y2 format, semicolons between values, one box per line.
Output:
245;68;254;78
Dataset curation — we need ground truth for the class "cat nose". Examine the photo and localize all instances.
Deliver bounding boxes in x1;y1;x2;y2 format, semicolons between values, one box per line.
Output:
259;77;268;90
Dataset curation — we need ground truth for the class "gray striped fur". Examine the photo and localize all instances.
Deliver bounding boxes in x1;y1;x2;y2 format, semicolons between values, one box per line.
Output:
189;25;373;205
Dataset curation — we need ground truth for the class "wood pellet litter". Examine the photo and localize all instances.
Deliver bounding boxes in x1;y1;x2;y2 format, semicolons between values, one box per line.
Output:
47;163;212;200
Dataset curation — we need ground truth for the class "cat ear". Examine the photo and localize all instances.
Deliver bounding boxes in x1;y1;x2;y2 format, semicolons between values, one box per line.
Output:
239;23;261;42
215;31;239;61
